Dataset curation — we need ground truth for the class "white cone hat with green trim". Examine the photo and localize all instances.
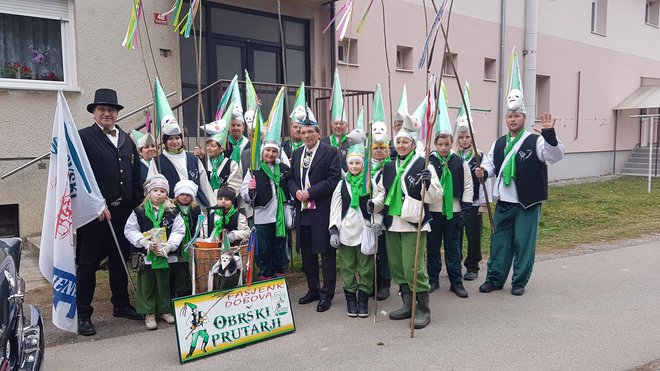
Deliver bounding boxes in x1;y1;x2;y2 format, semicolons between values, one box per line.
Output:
371;84;389;145
263;86;285;153
397;98;424;143
394;84;408;122
208;102;233;147
330;68;347;123
244;70;259;130
290;82;307;124
155;78;181;137
131;130;156;149
455;81;473;135
202;119;227;135
506;46;525;114
435;80;453;136
231;79;245;123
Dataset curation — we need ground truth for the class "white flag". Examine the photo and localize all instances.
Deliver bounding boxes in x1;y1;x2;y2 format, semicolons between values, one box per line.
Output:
39;91;106;333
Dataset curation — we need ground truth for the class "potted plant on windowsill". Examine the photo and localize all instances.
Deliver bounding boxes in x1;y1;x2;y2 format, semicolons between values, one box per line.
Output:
2;62;21;79
19;65;33;79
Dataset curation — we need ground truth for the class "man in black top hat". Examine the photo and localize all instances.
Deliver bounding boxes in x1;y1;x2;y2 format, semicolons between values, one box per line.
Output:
76;88;143;336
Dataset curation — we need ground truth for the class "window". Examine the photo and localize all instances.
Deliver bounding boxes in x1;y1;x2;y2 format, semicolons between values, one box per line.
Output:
590;0;607;35
442;53;458;77
536;75;551;120
484;58;497;81
396;46;413;71
337;38;358;65
0;204;19;237
0;0;77;90
646;0;659;27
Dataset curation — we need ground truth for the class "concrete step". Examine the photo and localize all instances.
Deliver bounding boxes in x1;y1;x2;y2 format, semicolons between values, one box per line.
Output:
622;162;659;170
628;154;659;161
621;171;660;177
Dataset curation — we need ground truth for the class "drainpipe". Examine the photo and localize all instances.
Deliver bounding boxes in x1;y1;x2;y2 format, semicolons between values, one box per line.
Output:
524;0;538;127
497;0;506;136
330;2;336;78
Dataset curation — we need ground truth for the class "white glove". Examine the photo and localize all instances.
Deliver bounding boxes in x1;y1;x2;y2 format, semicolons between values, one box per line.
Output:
228;232;237;243
329;233;340;248
137;237;152;249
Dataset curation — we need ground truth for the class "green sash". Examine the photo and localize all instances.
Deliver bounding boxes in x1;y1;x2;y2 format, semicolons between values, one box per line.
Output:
144;200;169;269
385;151;415;216
261;164;287;238
346;171;365;209
436;153;454;219
228;136;243;164
209;156;224;190
502;130;525;186
176;205;192;262
330;134;347;148
211;205;237;240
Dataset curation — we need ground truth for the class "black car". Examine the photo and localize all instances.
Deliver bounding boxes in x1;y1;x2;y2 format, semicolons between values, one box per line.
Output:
0;238;44;371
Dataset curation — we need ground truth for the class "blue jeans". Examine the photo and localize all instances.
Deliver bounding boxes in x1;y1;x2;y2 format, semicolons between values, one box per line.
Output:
427;212;462;285
255;223;288;277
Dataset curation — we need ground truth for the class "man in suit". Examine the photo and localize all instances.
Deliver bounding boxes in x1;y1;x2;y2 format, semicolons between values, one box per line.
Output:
76;88;143;336
287;110;342;312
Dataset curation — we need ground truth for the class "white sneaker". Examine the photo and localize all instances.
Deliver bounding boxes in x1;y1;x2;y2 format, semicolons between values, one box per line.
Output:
145;314;157;330
160;313;175;324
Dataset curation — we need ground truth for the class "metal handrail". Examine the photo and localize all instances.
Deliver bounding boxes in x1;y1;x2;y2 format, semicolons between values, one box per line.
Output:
1;91;177;180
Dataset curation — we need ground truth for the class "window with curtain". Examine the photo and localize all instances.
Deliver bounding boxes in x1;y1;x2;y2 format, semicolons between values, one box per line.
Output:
0;13;64;81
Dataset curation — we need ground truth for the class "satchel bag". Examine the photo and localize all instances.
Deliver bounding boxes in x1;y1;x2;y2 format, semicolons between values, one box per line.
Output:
400;195;424;223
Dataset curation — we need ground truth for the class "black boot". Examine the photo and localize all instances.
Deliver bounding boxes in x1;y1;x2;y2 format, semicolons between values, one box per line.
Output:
344;289;358;317
201;341;208;352
357;290;370;318
413;291;431;329
185;346;195;358
376;280;391;301
77;317;96;336
389;285;412;320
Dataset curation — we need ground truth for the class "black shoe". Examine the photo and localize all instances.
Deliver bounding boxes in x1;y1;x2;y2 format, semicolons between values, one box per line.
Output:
113;305;143;320
357;291;369;318
463;271;478;281
428;281;440;294
479;281;503;293
450;282;469;298
316;299;332;312
78;317;96;336
376;285;391;301
344;290;358;317
298;292;320;305
511;286;525;296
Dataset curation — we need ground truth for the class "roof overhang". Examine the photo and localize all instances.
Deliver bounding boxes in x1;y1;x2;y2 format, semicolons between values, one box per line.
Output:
614;77;660;110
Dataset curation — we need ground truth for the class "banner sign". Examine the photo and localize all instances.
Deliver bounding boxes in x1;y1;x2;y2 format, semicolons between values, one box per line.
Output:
172;278;295;363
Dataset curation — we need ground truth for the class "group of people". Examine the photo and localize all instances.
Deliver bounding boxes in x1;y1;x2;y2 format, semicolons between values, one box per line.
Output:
75;51;563;335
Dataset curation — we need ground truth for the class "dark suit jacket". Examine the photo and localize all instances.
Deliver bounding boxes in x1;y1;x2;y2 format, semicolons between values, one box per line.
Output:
321;135;349;172
78;123;142;209
287;141;341;254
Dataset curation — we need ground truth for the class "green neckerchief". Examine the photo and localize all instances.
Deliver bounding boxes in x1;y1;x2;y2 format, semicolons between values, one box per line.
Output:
228;136;243;164
346;171;365;209
371;156;391;177
176;205;192;261
144;200;169;269
436;152;454;219
261;163;287;238
459;148;473;162
211;205;237;239
166;148;184;155
385;151;415;216
291;140;303;152
209;156;224;190
330;134;347;148
503;130;525;186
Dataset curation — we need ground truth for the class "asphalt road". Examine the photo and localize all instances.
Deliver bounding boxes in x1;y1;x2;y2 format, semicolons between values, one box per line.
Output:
44;236;660;370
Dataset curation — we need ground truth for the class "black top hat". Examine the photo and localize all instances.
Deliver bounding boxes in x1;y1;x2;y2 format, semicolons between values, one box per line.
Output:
87;88;125;113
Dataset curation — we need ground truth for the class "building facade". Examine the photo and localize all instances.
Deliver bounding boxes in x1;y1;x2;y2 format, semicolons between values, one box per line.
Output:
1;0;659;236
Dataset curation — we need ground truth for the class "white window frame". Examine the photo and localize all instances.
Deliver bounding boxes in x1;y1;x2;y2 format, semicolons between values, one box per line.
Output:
0;1;79;91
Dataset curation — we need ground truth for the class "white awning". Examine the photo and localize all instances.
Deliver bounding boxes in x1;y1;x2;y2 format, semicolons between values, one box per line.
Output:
614;82;660;110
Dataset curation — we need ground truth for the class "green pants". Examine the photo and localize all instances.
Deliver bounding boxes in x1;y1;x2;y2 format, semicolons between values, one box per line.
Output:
385;231;430;292
137;265;171;315
486;202;541;288
338;244;374;294
190;329;209;348
170;262;192;296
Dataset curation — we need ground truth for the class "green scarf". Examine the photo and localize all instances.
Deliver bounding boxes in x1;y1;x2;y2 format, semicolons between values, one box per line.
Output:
291;140;303;152
144;200;169;269
228;136;243;164
261;164;287;238
209;156;224;190
346;171;365;209
460;148;473;162
385;151;415;216
371;156;391;177
166;148;184;155
211;205;237;239
502;130;525;186
330;134;347;148
176;205;192;261
436;153;454;219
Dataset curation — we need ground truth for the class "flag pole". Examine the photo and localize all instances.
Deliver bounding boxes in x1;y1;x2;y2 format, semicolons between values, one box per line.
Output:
106;219;138;294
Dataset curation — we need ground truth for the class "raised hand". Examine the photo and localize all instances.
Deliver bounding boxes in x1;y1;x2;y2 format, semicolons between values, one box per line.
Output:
534;113;556;133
